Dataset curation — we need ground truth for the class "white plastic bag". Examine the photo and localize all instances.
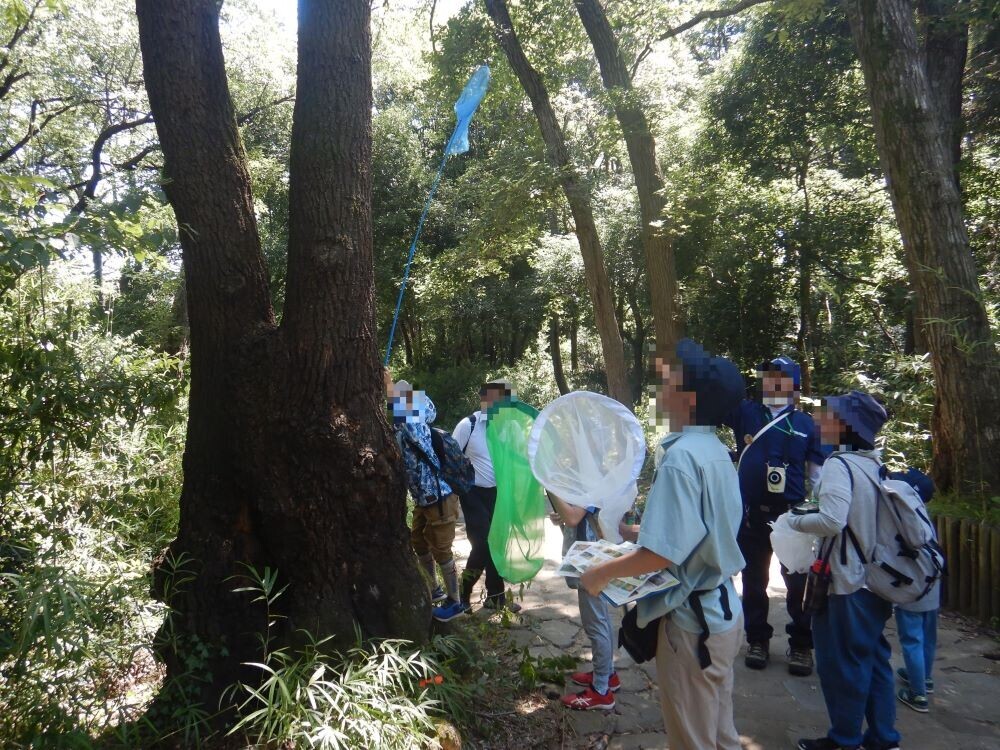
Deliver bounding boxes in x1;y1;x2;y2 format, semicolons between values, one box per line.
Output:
769;513;816;574
528;391;646;542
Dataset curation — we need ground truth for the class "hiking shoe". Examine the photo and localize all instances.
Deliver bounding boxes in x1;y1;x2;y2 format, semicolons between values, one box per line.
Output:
430;586;447;604
570;670;621;692
483;593;522;613
745;641;769;670
560;686;615;711
897;687;929;713
432;599;466;622
897;667;933;693
788;647;814;677
797;738;860;750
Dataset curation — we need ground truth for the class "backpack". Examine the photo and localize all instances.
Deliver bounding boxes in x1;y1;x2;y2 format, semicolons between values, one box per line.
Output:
835;456;945;605
429;427;475;496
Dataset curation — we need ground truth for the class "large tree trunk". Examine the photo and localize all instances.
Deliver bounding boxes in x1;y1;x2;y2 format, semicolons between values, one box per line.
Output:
796;168;813;396
574;0;681;354
484;0;630;406
846;0;1000;497
136;0;426;725
917;0;968;180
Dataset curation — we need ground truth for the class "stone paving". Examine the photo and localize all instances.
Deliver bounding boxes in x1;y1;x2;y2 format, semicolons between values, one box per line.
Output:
455;520;1000;749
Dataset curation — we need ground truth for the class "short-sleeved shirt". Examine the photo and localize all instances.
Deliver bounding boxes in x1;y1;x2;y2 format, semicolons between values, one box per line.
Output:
452;411;494;487
724;400;825;507
637;426;745;635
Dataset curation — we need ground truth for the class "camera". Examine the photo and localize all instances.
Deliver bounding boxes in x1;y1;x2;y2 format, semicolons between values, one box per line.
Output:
766;465;787;494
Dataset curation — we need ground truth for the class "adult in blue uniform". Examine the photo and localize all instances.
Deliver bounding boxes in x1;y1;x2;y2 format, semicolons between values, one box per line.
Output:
724;356;825;676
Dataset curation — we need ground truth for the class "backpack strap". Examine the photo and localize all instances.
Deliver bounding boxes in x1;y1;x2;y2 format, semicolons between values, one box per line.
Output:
462;413;478;453
688;584;733;670
832;455;869;565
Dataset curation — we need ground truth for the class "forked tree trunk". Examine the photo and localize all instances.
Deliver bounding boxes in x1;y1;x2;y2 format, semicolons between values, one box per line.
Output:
136;0;427;724
484;0;630;406
846;0;1000;496
574;0;681;354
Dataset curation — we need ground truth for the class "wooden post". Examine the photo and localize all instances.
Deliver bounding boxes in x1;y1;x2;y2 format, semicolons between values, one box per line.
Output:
959;518;973;613
976;521;1000;625
946;516;960;610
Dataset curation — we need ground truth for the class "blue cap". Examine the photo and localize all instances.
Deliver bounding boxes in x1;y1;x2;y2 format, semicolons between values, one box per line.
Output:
823;390;888;449
889;467;935;504
758;356;801;389
676;338;746;426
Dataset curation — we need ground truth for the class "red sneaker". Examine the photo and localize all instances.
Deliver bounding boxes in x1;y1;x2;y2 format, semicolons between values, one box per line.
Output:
560;686;616;711
570;671;621;692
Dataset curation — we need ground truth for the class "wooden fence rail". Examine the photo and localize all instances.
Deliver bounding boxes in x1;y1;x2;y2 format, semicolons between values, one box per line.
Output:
935;515;999;625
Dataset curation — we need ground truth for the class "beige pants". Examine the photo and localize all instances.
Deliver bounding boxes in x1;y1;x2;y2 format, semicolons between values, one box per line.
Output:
655;612;744;750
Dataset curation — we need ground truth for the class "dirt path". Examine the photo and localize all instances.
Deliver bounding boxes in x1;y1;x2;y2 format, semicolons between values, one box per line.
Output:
456;520;1000;749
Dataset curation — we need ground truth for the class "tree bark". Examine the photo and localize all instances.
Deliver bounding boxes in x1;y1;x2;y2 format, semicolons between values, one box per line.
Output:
136;0;426;725
550;314;570;395
574;0;681;355
484;0;630;406
846;0;1000;496
917;0;968;180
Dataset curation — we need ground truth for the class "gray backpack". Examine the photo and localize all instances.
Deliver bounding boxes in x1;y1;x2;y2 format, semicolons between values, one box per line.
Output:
837;456;945;605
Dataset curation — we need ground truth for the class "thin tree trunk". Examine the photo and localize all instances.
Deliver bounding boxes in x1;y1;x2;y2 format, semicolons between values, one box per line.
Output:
137;0;426;724
796;167;813;396
550;314;570;394
846;0;1000;496
484;0;630;406
570;304;579;371
574;0;681;355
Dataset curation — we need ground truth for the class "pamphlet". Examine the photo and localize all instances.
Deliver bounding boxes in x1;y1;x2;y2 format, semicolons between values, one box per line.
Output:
557;540;680;607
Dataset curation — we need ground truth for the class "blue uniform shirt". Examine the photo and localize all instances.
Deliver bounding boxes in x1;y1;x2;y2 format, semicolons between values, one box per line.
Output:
637;427;745;635
724;400;824;508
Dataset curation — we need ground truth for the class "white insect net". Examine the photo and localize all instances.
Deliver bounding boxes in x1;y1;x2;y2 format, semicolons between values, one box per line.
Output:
528;391;647;542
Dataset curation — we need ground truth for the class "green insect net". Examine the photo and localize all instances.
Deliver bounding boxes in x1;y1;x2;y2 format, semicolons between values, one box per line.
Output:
486;400;547;583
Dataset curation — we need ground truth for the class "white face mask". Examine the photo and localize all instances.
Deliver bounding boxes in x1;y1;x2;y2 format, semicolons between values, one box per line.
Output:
764;395;793;409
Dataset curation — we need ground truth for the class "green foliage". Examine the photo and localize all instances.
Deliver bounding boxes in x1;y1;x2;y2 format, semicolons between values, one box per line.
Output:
223;567;484;750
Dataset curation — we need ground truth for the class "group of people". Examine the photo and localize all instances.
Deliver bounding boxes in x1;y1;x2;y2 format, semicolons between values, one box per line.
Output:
387;336;941;750
387;374;521;622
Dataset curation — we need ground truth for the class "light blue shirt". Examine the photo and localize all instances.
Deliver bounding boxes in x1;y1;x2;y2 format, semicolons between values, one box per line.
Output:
637;426;745;634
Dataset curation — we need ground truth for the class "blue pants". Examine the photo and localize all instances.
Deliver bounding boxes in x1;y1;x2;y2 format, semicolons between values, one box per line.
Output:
894;608;937;698
813;588;900;749
578;588;614;694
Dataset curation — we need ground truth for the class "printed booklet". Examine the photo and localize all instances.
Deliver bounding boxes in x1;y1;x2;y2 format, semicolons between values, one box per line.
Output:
557;539;680;607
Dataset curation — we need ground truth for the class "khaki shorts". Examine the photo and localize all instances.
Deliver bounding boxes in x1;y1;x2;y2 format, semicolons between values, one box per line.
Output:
411;494;458;563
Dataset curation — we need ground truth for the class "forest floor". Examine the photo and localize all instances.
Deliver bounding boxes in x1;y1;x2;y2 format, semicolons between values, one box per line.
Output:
454;520;1000;750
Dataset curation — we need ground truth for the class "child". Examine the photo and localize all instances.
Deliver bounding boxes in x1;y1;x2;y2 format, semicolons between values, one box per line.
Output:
581;339;747;749
890;467;938;714
548;491;619;710
389;379;465;622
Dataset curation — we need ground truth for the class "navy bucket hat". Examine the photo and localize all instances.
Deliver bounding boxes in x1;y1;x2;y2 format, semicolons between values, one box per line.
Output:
675;338;745;426
824;390;888;449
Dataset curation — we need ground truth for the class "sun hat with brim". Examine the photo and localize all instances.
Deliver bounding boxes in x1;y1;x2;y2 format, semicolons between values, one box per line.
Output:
824;390;888;449
392;380;413;396
675;338;745;426
889;467;935;504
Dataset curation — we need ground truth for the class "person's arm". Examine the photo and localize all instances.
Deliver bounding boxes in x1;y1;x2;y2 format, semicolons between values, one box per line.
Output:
548;491;587;527
580;547;672;597
618;521;640;542
787;457;852;537
807;461;823;488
